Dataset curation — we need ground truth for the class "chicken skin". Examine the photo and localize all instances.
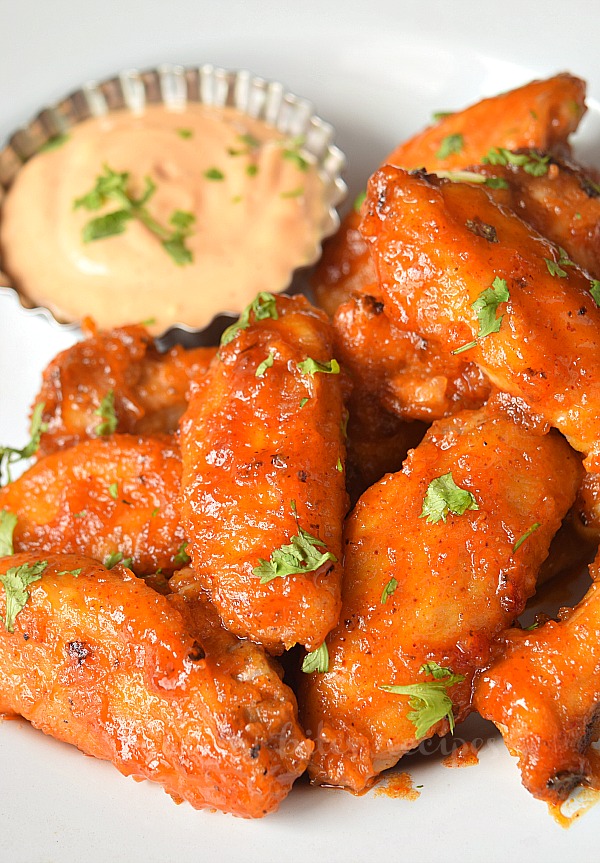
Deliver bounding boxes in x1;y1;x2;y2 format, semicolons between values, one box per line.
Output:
301;403;581;793
474;559;600;807
313;73;586;316
0;553;312;818
361;166;600;468
179;294;347;654
33;322;215;456
0;435;186;575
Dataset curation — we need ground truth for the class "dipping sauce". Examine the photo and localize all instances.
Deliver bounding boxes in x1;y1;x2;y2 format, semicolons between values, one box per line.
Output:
0;104;330;332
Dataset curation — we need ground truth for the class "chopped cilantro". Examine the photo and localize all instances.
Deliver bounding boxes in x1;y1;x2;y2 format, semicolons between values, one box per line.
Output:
253;504;337;584
590;280;600;306
336;457;343;473
280;187;304;199
174;541;191;567
513;522;541;552
299;397;309;408
0;402;47;486
301;642;329;674
380;661;465;737
39;133;70;153
74;164;195;265
220;292;279;348
381;577;398;605
482;147;550;177
56;568;82;577
297;358;340;377
95;390;117;436
545;247;574;278
104;551;133;570
0;560;47;633
435;133;464;160
420;472;479;524
204;167;225;181
0;511;17;556
256;350;275;378
453;277;509;354
177;128;193;139
354;190;367;213
246;163;259;177
108;482;118;500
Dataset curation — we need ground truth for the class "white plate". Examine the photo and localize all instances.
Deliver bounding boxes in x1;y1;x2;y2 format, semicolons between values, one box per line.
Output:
1;2;599;861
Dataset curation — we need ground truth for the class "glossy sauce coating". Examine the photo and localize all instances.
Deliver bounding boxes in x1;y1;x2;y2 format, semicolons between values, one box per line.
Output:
361;166;600;467
179;295;347;653
474;569;600;805
0;553;312;817
313;73;586;315
0;435;186;575
34;322;215;456
301;405;581;792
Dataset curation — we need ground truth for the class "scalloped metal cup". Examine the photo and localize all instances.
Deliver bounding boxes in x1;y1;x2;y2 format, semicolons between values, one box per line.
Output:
0;64;347;346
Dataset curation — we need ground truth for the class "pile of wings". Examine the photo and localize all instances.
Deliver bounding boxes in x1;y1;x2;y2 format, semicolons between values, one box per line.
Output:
1;73;600;819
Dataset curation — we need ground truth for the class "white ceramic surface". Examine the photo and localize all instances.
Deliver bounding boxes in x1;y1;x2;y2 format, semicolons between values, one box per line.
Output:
1;2;599;861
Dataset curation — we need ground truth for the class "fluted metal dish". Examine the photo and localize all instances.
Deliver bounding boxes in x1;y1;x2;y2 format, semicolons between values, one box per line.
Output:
0;64;347;346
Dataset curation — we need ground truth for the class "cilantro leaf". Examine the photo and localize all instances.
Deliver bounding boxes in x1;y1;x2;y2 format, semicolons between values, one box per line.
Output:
75;164;195;265
301;642;329;674
254;525;337;584
0;402;48;486
0;511;17;556
280;187;304;199
256;350;275;378
420;472;479;524
0;560;47;633
590;280;600;307
513;522;541;552
380;662;465;737
354;190;367;213
545;247;574;278
482;148;550;176
453;276;509;354
435;133;464;160
174;541;191;567
297;358;340;376
220;292;279;348
204;167;225;181
108;482;118;500
177;128;193;139
56;568;82;577
39;133;70;153
104;551;133;570
95;390;118;436
381;576;398;605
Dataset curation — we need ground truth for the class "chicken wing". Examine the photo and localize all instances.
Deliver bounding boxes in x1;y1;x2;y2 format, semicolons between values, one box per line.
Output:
0;435;186;575
361;166;600;467
474;561;600;807
301;402;581;792
179;294;347;654
34;321;215;456
0;553;312;818
313;73;586;315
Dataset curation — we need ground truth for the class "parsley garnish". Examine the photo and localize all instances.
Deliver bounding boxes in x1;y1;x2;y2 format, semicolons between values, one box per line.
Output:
104;551;133;570
74;164;196;265
0;403;47;486
513;522;541;552
280;187;304;199
482;148;550;177
39;133;70;153
381;577;398;604
420;472;479;524
302;642;329;674
0;560;47;633
253;503;337;584
590;280;600;306
256;350;275;378
354;190;367;213
544;247;574;278
204;167;225;181
0;511;17;556
297;358;340;376
95;390;118;436
174;541;191;567
220;292;279;348
453;276;509;354
380;661;465;737
436;133;464;160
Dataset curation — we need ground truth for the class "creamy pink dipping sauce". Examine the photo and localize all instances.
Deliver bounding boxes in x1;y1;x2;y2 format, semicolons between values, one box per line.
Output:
0;104;330;332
